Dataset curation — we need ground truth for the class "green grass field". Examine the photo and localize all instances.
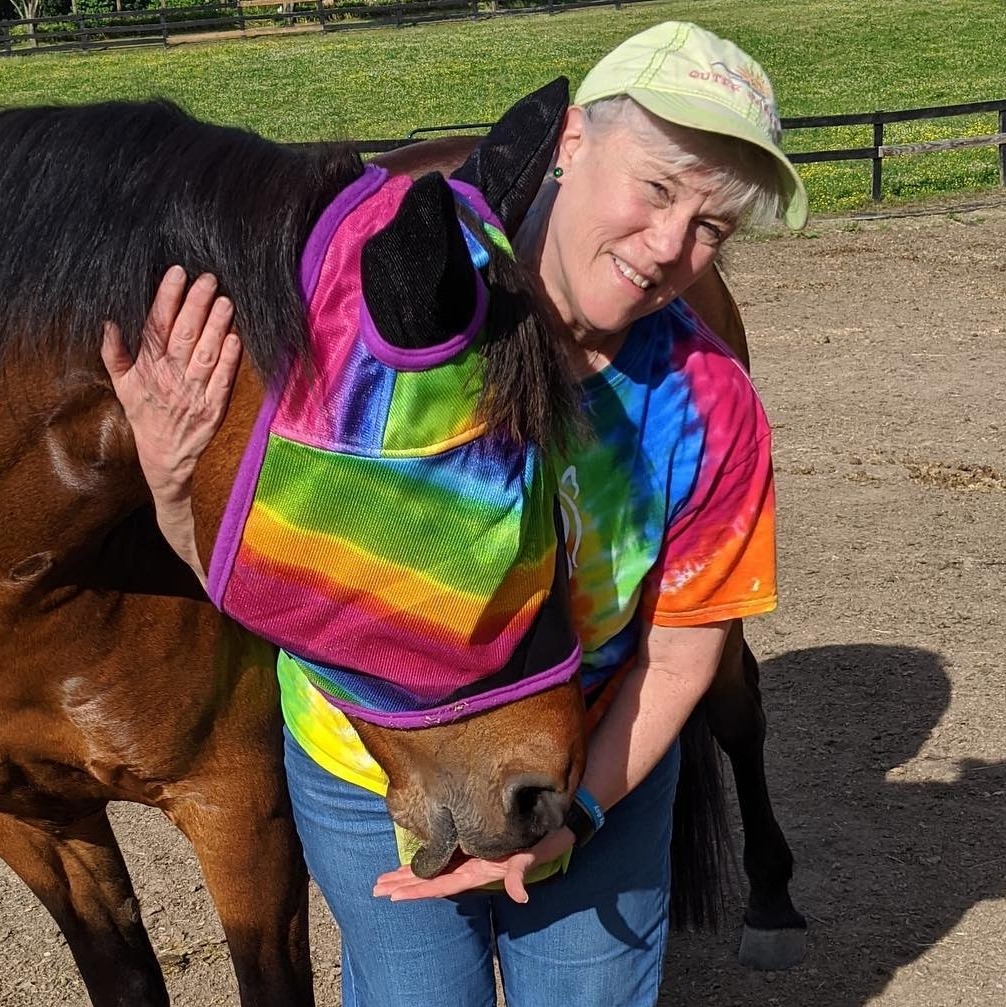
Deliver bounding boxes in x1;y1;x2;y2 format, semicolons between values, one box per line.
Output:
2;0;1004;213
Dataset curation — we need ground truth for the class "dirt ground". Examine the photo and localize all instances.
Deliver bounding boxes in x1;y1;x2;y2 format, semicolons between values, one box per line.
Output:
2;194;1005;1007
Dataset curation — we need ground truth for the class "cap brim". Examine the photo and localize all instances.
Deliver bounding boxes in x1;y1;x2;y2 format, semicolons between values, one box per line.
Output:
622;88;808;229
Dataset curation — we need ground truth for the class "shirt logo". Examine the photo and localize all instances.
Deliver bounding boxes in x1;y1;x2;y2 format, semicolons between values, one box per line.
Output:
558;465;583;575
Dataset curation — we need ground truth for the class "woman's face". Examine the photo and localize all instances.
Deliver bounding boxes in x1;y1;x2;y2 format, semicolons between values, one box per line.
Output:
539;107;738;346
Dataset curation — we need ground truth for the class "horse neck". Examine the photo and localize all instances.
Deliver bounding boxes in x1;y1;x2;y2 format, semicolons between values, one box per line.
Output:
0;350;142;554
190;358;267;569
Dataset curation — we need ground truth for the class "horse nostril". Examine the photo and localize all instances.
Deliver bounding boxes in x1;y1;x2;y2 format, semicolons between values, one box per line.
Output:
503;774;569;833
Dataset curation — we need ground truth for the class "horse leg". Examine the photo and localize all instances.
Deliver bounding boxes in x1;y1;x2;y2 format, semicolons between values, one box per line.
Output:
167;769;315;1007
705;622;807;969
0;807;168;1006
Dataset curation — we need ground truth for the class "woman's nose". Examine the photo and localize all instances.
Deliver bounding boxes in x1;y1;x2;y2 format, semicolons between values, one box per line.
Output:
646;215;689;265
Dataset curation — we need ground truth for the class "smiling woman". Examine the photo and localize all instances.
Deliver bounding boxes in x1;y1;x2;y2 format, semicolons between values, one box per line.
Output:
529;96;784;373
107;20;808;1007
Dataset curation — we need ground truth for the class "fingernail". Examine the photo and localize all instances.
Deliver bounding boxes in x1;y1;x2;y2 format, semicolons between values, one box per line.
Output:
167;264;186;282
215;296;233;314
197;273;218;290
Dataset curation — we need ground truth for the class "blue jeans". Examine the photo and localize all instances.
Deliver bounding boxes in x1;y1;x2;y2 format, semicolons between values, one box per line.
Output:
284;728;681;1007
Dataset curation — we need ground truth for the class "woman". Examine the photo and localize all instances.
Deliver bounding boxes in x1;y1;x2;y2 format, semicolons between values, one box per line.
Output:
104;21;807;1006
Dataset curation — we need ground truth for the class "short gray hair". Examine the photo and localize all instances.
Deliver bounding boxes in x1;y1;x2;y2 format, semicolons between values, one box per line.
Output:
582;96;783;228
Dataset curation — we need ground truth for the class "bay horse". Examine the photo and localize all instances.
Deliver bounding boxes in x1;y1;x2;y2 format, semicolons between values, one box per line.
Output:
0;81;590;1006
0;88;802;1007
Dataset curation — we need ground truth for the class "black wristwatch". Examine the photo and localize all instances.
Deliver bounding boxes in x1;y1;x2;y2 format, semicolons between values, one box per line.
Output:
563;788;605;847
563;798;597;847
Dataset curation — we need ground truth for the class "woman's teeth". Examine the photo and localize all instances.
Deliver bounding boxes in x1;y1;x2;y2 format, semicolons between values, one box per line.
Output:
613;255;652;289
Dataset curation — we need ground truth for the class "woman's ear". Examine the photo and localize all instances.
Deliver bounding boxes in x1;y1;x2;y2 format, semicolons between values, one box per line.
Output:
554;106;586;172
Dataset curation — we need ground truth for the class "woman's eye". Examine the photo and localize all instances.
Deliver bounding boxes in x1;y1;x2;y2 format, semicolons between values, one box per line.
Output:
698;221;726;244
647;180;670;202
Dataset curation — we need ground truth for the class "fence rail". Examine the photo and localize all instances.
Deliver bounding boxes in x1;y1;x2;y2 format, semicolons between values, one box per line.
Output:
783;99;1006;201
353;99;1006;203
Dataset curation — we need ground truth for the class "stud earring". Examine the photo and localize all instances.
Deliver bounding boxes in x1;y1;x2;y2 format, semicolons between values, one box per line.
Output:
552;167;564;179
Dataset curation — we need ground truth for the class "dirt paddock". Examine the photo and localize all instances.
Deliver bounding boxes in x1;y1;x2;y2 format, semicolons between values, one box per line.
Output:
2;196;1005;1006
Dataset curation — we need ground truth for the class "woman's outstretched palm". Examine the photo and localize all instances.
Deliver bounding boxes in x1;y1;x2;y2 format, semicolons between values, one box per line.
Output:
373;828;574;905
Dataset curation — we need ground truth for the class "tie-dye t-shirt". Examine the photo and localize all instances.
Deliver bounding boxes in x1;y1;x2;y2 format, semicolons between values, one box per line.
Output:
279;297;776;793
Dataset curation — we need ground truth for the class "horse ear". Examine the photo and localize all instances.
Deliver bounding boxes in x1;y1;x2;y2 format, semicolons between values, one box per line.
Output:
450;77;569;235
361;172;478;351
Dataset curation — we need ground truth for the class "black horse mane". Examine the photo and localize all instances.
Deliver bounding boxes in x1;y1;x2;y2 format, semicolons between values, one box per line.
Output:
458;205;582;451
0;98;582;452
0;99;364;381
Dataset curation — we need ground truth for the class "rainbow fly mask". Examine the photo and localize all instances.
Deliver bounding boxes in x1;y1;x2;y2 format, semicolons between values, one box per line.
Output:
207;86;581;727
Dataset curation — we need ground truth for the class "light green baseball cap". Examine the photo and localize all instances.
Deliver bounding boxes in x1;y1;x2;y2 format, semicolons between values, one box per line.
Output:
575;21;808;229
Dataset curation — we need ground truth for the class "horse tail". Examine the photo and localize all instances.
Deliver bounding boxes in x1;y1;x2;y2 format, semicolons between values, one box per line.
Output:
670;700;734;930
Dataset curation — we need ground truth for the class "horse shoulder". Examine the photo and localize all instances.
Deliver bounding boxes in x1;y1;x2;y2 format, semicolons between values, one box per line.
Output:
683;266;751;372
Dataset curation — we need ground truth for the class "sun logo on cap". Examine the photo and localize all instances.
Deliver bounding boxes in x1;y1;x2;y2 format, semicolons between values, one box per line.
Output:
711;61;782;141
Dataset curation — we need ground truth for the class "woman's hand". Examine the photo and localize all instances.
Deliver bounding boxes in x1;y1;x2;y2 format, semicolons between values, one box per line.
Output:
101;266;243;582
101;266;242;499
372;827;575;905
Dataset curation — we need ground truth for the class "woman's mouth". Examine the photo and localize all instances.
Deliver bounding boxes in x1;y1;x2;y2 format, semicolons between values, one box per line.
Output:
611;254;653;290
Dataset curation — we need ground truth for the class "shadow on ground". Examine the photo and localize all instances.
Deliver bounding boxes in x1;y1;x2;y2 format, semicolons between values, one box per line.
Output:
661;643;1006;1006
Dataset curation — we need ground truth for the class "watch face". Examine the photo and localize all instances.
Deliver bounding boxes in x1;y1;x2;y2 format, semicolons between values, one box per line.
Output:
564;799;596;847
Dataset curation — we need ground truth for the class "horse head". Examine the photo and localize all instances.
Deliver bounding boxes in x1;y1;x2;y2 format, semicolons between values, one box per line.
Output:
197;80;586;876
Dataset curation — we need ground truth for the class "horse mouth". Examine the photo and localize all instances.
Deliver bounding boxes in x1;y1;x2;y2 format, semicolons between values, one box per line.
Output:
411;819;552;878
457;824;550;863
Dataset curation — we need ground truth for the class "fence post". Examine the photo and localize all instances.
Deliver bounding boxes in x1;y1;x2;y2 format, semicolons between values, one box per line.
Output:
999;109;1006;187
0;23;10;56
314;0;325;31
871;113;884;201
158;3;167;45
76;10;88;51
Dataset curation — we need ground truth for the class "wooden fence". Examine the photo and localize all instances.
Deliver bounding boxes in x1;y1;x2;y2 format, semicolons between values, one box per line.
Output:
0;0;632;55
360;99;1006;204
783;99;1006;201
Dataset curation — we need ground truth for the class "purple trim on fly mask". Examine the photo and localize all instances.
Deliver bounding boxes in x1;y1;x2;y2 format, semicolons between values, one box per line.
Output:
321;640;582;728
205;382;281;608
357;175;498;371
447;179;505;233
358;267;488;371
299;164;388;302
206;165;389;607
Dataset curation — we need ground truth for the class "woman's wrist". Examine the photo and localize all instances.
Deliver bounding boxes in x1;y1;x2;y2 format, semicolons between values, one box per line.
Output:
137;453;197;500
563;785;606;847
150;492;206;586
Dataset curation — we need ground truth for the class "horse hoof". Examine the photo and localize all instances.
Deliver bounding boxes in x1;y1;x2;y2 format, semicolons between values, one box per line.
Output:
738;923;807;970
